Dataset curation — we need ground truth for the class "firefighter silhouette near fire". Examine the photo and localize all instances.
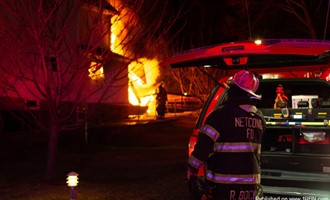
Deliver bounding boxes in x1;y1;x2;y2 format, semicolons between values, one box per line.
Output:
156;83;167;119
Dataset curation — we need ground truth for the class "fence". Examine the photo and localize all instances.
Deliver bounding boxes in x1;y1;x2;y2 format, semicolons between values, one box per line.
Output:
166;93;202;113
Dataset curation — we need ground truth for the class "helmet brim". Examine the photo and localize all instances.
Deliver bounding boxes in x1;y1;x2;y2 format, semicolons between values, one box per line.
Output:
234;81;262;100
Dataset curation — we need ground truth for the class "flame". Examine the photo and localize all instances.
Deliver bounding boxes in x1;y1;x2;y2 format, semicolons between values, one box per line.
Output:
109;1;137;58
110;15;125;56
108;0;160;116
128;58;159;115
88;62;104;80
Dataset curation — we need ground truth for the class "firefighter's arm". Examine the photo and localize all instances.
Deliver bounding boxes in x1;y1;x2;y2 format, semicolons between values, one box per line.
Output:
187;124;219;179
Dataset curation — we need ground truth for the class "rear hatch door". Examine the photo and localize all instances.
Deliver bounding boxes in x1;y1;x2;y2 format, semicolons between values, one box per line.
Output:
160;39;330;79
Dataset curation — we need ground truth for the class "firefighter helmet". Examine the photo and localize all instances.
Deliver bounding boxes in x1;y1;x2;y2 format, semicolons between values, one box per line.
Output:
232;70;261;100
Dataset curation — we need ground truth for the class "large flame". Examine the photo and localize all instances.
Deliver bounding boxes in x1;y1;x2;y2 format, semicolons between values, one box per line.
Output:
128;58;159;116
108;0;160;116
109;0;137;58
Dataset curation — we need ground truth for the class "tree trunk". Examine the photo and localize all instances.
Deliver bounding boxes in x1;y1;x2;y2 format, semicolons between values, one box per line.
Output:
46;123;59;181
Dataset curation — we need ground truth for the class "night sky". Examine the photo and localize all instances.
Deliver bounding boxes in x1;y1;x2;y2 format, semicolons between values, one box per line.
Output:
165;0;330;51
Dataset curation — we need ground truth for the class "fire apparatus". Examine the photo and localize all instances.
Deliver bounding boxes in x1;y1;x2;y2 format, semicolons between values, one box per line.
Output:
160;39;330;199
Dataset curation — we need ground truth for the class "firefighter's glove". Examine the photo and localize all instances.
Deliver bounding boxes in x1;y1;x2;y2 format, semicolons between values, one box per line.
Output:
187;175;199;193
187;170;199;190
187;173;206;200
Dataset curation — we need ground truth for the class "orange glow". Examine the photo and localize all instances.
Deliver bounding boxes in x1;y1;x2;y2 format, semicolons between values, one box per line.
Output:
128;86;139;105
109;1;137;58
108;0;160;116
88;62;104;80
111;15;125;56
128;58;159;115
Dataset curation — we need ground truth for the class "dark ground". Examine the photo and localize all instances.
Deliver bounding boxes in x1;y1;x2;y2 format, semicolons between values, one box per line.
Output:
0;115;197;199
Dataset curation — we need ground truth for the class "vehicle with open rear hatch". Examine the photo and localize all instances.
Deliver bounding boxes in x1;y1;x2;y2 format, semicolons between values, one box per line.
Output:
161;39;330;199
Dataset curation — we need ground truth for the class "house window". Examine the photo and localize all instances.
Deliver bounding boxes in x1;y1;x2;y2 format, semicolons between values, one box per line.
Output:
88;62;104;80
44;56;58;72
50;57;58;72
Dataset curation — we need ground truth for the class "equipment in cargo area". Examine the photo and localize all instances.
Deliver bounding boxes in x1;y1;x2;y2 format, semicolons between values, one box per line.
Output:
312;98;330;108
292;95;318;109
261;107;330;127
262;93;330;126
261;92;330;154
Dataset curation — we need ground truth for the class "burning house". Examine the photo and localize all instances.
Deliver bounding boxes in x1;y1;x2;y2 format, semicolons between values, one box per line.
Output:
0;0;161;132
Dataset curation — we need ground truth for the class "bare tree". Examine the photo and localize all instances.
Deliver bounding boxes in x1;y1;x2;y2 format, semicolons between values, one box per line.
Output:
0;0;185;180
276;0;327;39
167;66;227;103
160;1;229;103
160;39;227;103
223;0;328;40
0;0;127;181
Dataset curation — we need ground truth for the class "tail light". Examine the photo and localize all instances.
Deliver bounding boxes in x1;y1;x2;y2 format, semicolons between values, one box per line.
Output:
188;130;205;176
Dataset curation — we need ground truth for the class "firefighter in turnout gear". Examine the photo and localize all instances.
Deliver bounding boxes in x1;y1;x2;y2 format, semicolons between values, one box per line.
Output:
187;70;266;200
156;83;168;119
